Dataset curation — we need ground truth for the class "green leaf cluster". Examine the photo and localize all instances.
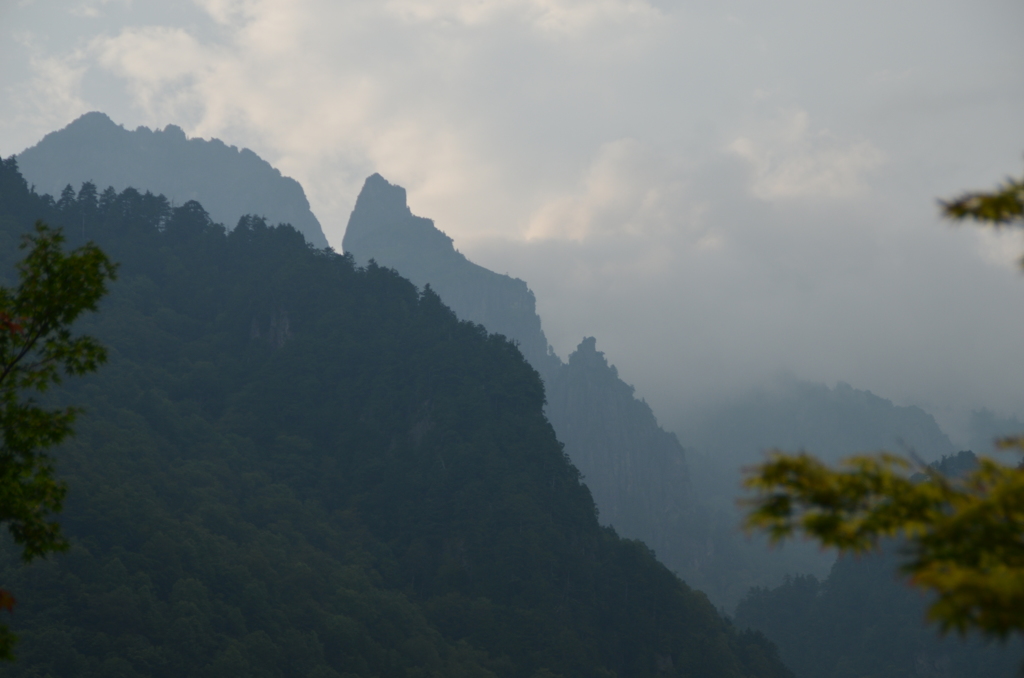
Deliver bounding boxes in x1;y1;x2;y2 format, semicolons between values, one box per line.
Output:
744;449;1024;639
0;218;116;658
941;176;1024;226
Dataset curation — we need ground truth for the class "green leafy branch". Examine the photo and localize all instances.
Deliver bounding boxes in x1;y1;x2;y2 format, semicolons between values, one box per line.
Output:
0;222;116;659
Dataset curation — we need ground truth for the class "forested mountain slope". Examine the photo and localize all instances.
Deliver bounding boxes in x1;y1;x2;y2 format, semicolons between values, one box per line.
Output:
545;339;692;575
16;112;329;248
0;157;790;678
342;173;696;587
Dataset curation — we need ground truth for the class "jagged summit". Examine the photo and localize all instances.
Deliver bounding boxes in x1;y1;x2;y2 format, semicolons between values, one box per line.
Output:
345;173;459;271
16;112;329;248
353;173;413;219
569;336;621;378
343;173;560;375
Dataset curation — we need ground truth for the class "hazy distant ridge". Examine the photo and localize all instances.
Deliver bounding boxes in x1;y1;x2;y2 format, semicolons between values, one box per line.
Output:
16;112;329;248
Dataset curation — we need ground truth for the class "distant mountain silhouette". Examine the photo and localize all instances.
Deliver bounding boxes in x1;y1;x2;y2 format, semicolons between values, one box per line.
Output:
16;112;328;248
343;173;695;571
670;377;958;607
680;376;956;498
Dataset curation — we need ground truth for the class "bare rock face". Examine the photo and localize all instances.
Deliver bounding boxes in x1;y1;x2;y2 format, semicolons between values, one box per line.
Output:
17;112;329;249
342;174;694;569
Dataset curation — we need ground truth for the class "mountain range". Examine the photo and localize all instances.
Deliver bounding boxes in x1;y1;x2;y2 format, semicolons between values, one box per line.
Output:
0;156;790;677
340;172;959;608
3;112;1001;676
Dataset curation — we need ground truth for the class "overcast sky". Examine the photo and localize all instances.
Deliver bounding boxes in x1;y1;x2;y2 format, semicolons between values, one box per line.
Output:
2;0;1023;443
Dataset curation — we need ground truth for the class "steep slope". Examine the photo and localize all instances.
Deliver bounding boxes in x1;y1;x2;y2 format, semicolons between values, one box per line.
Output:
342;173;694;576
15;112;329;249
339;173;966;612
0;157;790;678
545;338;691;564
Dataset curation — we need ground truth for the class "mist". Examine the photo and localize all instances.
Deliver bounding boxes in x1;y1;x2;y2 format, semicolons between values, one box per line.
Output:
2;0;1023;445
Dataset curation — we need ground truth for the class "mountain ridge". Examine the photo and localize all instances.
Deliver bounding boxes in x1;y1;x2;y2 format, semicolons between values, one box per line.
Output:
15;112;329;249
0;156;793;678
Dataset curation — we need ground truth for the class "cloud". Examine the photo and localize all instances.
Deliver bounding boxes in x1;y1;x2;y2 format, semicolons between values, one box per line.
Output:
2;0;1023;442
70;0;133;19
94;26;216;116
729;108;885;200
0;32;89;151
524;138;686;241
382;0;661;37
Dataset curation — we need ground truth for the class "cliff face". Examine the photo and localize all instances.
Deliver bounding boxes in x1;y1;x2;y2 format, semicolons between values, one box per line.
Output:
16;112;329;248
342;174;693;567
545;338;690;556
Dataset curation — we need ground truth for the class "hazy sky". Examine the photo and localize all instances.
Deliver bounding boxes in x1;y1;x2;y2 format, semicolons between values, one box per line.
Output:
2;0;1023;442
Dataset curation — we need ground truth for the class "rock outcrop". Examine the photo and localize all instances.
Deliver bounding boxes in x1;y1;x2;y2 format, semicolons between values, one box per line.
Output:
344;173;561;377
16;112;329;248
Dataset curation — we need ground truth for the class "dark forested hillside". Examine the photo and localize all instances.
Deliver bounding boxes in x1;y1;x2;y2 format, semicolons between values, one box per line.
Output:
733;452;1023;678
342;174;698;601
0;157;790;678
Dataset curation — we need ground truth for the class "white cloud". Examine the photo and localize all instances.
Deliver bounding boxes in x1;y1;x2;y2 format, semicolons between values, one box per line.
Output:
382;0;661;37
93;26;217;117
729;108;885;200
0;33;89;149
521;138;716;245
70;0;133;19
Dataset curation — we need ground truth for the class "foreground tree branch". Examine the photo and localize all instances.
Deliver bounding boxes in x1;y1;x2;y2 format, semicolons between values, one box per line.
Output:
743;168;1024;640
0;222;116;659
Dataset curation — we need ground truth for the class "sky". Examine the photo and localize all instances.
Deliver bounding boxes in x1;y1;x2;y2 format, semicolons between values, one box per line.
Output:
2;0;1023;444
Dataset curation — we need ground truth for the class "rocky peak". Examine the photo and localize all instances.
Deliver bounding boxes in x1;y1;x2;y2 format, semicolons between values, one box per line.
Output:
343;174;559;377
344;174;457;268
